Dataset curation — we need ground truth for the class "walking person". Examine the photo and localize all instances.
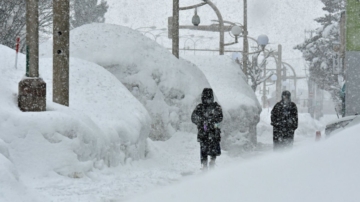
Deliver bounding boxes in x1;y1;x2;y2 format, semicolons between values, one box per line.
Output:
191;88;223;170
271;90;298;150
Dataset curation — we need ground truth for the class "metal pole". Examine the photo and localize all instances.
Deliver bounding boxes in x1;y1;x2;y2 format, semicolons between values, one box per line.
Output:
53;0;70;106
172;0;179;58
283;62;298;102
15;37;20;69
276;44;282;101
205;0;225;55
26;0;39;77
263;62;267;108
243;0;249;79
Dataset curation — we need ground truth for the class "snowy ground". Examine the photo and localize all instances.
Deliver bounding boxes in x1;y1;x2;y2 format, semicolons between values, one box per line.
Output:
17;110;330;202
126;117;360;202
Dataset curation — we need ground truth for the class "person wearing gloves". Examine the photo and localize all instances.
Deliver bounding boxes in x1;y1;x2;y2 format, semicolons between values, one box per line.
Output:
191;88;223;170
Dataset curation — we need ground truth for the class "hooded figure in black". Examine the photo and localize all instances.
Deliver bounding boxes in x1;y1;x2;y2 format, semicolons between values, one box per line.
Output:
271;90;298;150
191;88;223;170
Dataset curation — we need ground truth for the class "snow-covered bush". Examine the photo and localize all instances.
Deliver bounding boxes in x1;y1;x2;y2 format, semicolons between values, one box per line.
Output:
183;55;262;154
0;45;150;179
40;23;211;140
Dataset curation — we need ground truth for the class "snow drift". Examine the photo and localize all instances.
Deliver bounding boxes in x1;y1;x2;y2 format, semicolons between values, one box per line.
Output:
40;23;211;140
0;44;150;183
126;121;360;202
183;55;262;153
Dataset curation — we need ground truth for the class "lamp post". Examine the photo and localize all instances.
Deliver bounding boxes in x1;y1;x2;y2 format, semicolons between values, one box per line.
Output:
171;0;232;57
250;35;284;102
243;0;249;78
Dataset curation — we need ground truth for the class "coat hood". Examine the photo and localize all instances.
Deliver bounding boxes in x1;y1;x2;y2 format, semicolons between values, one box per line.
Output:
201;88;214;104
281;90;291;102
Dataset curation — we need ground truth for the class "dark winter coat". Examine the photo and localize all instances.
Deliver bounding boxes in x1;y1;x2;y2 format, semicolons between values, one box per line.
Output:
191;89;223;156
271;100;298;140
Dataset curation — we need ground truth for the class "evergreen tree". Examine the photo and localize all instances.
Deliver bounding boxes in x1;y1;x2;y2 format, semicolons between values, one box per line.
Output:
295;0;345;108
71;0;108;29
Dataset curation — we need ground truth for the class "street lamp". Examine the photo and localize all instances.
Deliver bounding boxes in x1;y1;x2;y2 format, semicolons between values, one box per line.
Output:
192;8;200;26
257;35;269;51
171;0;226;57
257;35;283;102
231;25;242;43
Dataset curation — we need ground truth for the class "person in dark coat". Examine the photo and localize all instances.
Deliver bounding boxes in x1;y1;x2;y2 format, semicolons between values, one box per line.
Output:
191;88;223;170
271;90;298;150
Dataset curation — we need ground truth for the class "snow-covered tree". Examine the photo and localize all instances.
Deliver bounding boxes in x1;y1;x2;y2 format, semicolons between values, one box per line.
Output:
295;0;345;108
0;0;52;51
71;0;108;29
236;52;273;92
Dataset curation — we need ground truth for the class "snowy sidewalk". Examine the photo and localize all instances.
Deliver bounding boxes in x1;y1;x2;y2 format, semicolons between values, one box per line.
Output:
22;132;263;201
25;127;318;202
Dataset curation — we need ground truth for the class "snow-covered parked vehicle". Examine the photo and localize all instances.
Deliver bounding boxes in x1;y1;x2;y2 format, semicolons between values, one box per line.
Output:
325;115;359;136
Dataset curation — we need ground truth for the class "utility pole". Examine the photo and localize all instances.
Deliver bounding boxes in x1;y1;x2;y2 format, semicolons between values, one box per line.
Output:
53;0;70;106
18;0;46;112
172;0;179;58
242;0;249;79
276;44;282;101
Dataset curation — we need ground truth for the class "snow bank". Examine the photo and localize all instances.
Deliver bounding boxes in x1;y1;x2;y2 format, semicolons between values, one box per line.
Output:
0;139;42;202
126;121;360;202
40;23;210;140
0;44;150;183
183;55;261;153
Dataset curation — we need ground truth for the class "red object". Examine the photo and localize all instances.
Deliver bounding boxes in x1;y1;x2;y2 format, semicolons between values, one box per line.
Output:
16;37;20;53
316;131;321;141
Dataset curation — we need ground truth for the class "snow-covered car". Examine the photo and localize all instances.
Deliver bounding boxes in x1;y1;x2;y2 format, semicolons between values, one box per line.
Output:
325;115;359;136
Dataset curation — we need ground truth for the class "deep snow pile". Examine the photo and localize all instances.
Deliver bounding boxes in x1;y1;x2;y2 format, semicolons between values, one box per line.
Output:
40;23;211;140
182;55;261;153
126;121;360;202
0;44;150;201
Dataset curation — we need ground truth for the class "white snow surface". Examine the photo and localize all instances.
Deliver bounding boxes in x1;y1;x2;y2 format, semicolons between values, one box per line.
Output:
2;41;355;202
40;23;211;140
0;44;150;201
183;55;262;152
126;122;360;202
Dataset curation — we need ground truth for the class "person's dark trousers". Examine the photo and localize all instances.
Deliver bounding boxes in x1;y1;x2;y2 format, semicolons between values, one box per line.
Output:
200;141;217;168
200;142;208;167
273;129;294;151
